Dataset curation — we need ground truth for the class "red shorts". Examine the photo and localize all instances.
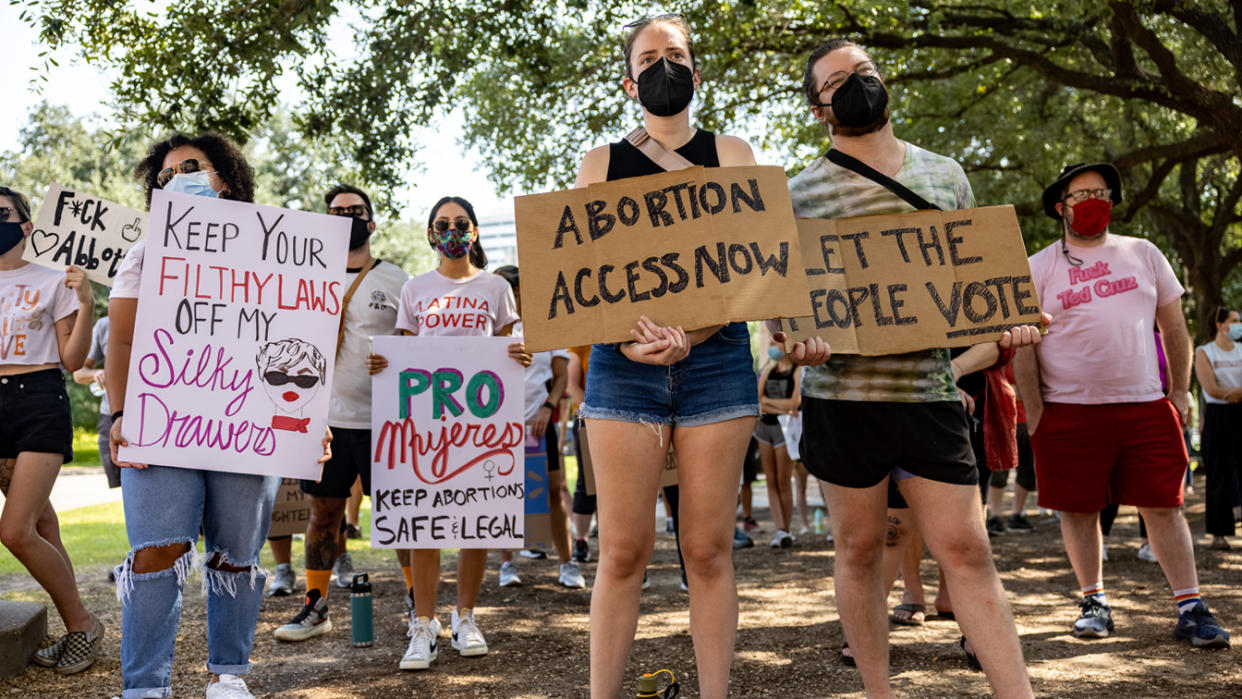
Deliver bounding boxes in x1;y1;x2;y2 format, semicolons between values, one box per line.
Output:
1031;399;1187;513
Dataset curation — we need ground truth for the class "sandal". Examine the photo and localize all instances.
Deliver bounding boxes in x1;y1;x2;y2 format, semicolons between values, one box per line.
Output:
890;603;926;626
959;635;981;672
840;642;856;667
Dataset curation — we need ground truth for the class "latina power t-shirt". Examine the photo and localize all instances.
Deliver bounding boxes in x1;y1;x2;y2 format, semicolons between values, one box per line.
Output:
395;269;519;338
1028;234;1183;404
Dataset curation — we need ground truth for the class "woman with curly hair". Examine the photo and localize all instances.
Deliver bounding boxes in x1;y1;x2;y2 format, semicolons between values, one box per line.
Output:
106;132;328;699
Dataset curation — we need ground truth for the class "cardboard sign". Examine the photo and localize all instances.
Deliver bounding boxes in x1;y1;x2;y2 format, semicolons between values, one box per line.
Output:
118;190;350;478
781;205;1042;355
369;336;525;549
580;419;677;496
25;184;146;286
268;478;312;538
514;166;813;352
522;435;554;550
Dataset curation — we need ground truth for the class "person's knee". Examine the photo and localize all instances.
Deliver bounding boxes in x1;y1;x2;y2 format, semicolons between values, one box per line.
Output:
600;536;651;577
1136;506;1181;526
0;519;37;554
680;534;730;574
309;498;347;533
836;530;884;570
935;532;993;571
204;551;253;573
133;542;193;574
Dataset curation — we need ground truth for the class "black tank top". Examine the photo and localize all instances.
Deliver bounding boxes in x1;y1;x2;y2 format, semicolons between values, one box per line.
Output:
761;365;796;424
606;129;720;181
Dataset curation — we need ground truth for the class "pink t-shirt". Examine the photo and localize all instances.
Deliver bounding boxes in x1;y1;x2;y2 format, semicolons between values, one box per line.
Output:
395;270;519;337
0;263;80;366
1028;234;1183;404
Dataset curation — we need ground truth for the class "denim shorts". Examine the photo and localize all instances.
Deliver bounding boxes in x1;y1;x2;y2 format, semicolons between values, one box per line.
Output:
580;322;759;427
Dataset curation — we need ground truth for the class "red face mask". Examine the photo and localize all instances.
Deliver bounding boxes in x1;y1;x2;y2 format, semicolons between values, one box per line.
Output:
1067;198;1110;237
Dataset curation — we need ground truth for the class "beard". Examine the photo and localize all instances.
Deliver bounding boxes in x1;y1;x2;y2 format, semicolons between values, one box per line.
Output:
825;108;890;137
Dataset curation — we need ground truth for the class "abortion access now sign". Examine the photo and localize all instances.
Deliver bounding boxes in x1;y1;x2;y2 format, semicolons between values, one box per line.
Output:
369;336;525;549
782;205;1043;355
514;166;812;352
118;189;350;478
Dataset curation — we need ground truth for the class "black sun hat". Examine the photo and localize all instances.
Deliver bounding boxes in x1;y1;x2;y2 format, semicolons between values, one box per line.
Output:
1041;162;1123;220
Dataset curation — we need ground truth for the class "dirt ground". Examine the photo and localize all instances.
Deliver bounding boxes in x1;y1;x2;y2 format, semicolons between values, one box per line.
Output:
4;489;1240;698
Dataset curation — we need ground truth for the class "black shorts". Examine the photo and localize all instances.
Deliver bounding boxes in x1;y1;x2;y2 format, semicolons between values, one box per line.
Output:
302;427;371;498
742;436;760;484
800;397;977;489
544;423;560;472
0;369;73;464
988;423;1037;491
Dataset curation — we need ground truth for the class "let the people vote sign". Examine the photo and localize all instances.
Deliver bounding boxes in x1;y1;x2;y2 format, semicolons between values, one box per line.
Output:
782;205;1043;355
514;166;813;352
118;190;349;478
369;336;525;549
25;184;145;286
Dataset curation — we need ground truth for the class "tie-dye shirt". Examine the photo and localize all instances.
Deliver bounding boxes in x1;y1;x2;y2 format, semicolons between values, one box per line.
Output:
787;141;973;403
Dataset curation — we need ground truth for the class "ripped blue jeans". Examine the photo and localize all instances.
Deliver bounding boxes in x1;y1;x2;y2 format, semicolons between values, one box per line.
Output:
115;466;280;699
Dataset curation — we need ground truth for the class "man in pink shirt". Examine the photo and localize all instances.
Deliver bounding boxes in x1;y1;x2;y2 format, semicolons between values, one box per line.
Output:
1013;162;1229;649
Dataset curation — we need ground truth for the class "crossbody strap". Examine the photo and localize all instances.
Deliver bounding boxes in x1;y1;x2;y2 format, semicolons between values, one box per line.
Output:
626;127;696;172
336;258;380;355
826;148;940;211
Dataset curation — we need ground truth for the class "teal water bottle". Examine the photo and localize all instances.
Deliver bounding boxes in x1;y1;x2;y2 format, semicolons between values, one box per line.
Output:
814;508;825;534
350;573;373;647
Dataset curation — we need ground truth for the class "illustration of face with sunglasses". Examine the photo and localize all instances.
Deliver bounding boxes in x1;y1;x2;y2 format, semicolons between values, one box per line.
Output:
256;339;328;420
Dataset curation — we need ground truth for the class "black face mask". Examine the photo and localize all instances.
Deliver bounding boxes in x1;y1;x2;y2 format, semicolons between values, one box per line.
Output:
636;58;695;117
0;222;24;255
830;73;889;128
349;217;371;250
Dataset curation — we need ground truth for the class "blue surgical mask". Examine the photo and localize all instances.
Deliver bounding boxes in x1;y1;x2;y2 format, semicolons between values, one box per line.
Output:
1228;322;1242;342
163;171;219;198
768;346;785;362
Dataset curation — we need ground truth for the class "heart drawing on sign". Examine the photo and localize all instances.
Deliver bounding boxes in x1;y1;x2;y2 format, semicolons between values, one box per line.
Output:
120;218;142;243
30;229;60;256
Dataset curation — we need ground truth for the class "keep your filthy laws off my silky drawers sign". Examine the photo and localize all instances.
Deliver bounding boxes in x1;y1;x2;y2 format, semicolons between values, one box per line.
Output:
514;166;814;352
118;190;349;478
782;206;1043;355
369;336;526;549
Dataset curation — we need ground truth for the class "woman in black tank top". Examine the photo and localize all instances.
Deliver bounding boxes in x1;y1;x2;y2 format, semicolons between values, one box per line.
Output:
570;16;765;698
755;341;801;547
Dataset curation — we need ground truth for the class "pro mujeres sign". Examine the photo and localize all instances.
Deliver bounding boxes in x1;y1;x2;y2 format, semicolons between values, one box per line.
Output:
782;205;1042;355
514;166;813;352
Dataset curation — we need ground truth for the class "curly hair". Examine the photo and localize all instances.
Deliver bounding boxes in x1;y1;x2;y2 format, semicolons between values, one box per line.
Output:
134;132;255;207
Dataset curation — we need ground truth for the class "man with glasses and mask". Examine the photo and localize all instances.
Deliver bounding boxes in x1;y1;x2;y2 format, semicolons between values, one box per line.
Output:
272;184;410;643
1013;163;1230;649
787;39;1037;697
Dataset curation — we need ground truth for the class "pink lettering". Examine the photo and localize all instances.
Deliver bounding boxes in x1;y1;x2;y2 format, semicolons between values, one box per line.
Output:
1068;260;1111;285
1094;275;1138;298
1056;285;1092;310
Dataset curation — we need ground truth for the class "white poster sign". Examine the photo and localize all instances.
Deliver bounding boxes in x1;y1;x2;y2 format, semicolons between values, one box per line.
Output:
118;189;350;478
369;335;525;549
25;184;146;286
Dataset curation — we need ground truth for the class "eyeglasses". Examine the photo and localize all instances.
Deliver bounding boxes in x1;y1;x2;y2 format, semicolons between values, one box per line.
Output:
156;158;218;188
263;371;320;389
432;218;472;234
327;205;369;219
1064;188;1112;203
818;61;880;97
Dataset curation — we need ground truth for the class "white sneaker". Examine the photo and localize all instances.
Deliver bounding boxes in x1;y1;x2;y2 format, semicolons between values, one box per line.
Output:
332;552;355;588
400;617;441;670
1137;542;1158;563
770;530;793;548
451;608;488;657
558;562;586;588
205;674;253;698
273;590;332;642
267;563;295;597
499;560;522;587
1102;544;1110;561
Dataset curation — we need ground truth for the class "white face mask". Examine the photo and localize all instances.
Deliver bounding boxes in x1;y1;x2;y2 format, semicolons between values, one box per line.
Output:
163;171;219;198
1228;322;1242;342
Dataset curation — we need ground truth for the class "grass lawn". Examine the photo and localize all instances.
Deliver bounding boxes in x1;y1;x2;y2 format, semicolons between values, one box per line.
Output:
69;426;101;468
1;452;581;582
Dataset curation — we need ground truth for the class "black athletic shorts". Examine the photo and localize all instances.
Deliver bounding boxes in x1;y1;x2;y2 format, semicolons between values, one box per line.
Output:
544;422;561;472
0;369;73;464
301;427;370;498
800;397;977;489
